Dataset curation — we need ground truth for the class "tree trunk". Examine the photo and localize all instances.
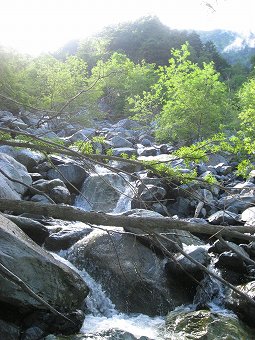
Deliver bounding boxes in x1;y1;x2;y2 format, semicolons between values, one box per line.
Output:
0;199;255;241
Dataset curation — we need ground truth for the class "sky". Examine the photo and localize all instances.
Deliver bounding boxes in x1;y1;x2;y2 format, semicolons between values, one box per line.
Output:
0;0;254;55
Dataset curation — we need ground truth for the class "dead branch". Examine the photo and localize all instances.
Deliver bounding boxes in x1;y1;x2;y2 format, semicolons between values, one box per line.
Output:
0;199;255;242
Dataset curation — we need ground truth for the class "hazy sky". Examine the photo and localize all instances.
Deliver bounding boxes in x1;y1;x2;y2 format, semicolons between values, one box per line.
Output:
0;0;254;55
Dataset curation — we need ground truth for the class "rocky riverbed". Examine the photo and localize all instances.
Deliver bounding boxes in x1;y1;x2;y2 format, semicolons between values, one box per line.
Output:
0;110;255;339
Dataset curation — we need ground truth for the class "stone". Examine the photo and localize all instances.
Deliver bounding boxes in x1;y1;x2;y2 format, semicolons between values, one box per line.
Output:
138;147;157;157
112;147;137;157
32;178;66;192
44;222;92;251
47;164;88;188
225;280;255;327
0;319;20;340
207;210;239;225
241;207;255;223
0;215;88;312
164;309;254;339
165;246;210;282
109;136;133;148
3;214;49;246
75;173;129;212
49;186;71;204
68;229;192;316
0;153;32;198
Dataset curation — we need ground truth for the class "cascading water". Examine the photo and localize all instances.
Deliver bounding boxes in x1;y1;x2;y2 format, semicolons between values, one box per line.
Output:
53;252;165;339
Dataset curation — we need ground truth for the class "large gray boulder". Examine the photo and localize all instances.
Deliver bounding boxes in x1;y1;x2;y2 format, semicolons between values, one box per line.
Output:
75;173;129;212
67;229;192;316
0;153;32;199
0;214;88;312
47;164;88;188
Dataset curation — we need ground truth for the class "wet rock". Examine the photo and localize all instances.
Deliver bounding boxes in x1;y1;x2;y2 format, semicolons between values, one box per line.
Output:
0;215;88;313
165;247;210;283
164;309;254;339
216;251;247;273
68;229;192;316
225;280;255;327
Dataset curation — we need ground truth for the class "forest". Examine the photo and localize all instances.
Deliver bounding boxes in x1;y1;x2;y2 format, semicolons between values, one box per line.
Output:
1;16;255;339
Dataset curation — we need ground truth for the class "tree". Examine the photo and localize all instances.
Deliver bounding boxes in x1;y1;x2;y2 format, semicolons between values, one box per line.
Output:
131;43;232;145
91;52;157;119
238;76;255;138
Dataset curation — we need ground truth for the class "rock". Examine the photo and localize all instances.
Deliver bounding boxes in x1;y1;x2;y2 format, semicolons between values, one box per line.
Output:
67;129;96;143
30;194;53;204
112;147;137;157
225;280;255;327
140;138;152;147
218;195;255;214
109;136;133;148
207;210;239;225
0;153;32;199
113;118;141;130
75;173;129;213
44;222;92;251
206;154;229;166
241;207;255;224
165;246;210;283
68;229;191;315
216;251;247;273
164;309;254;339
133;185;166;207
0;147;46;172
3;214;49;245
32;178;66;192
49;186;71;204
0;319;20;340
47;164;88;189
0;215;88;313
137;147;157;157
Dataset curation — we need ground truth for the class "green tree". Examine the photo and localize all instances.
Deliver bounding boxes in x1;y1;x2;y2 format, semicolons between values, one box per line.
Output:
238;76;255;138
131;43;233;145
91;52;157;119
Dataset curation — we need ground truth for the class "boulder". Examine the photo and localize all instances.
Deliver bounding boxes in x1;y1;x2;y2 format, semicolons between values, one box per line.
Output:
0;319;20;340
3;214;49;245
44;222;92;251
47;164;88;188
75;173;129;212
164;309;254;339
165;246;210;283
0;214;88;312
109;136;133;148
112;147;137;157
0;153;32;199
207;210;239;225
67;229;192;315
225;281;255;327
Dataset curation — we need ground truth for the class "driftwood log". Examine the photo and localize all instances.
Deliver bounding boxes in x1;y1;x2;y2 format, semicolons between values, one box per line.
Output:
0;199;255;241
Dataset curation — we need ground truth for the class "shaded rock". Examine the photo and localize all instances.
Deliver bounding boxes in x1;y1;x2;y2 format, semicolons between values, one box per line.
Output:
68;229;192;316
137;147;157;157
164;309;254;339
3;214;49;245
30;194;53;204
44;222;92;251
0;319;20;340
33;178;66;192
165;246;210;283
218;195;255;214
0;215;88;312
47;164;88;188
216;251;247;274
207;210;239;225
112;147;137;157
225;280;255;327
109;136;133;148
49;186;71;204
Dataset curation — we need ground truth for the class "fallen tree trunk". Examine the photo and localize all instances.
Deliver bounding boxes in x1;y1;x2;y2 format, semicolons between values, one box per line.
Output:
1;199;255;241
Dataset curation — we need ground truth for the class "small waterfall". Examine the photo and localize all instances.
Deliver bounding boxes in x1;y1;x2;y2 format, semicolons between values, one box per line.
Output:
113;181;137;213
53;251;165;339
